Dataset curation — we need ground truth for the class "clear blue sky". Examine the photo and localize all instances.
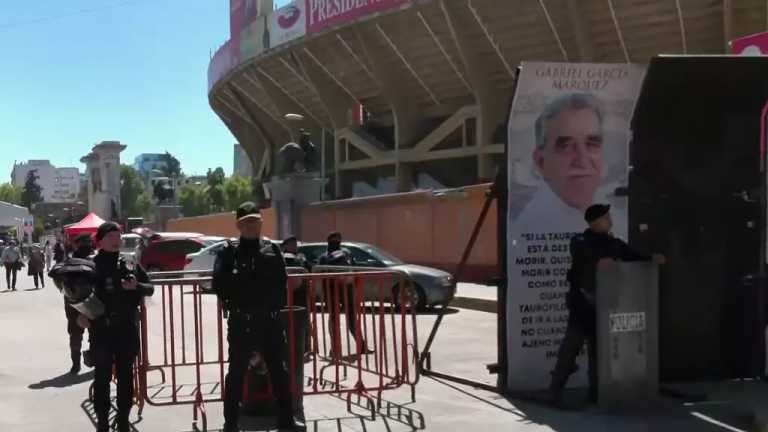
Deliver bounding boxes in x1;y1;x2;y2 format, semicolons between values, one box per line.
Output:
0;0;249;180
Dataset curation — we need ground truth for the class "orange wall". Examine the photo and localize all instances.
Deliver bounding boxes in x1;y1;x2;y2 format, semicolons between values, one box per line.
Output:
166;209;277;239
300;185;498;282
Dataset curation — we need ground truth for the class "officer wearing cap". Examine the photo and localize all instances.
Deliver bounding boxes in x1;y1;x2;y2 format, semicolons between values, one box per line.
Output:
213;202;304;432
63;232;94;375
547;204;665;407
281;236;309;271
77;222;154;432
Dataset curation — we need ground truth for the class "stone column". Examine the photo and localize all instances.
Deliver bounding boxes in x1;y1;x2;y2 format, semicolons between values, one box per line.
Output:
81;141;126;220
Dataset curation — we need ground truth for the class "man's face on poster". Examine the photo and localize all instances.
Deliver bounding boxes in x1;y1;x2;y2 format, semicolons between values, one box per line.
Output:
533;107;603;211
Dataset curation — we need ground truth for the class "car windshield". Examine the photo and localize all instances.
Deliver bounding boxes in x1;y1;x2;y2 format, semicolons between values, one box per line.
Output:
360;245;404;266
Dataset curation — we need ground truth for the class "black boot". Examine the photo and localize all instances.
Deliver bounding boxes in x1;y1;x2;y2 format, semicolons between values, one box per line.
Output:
223;423;239;432
117;415;130;432
83;350;94;368
278;416;306;431
70;351;81;375
96;417;109;432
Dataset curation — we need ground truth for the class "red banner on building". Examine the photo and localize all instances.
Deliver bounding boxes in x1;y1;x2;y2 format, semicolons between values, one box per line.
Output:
307;0;408;34
730;31;768;55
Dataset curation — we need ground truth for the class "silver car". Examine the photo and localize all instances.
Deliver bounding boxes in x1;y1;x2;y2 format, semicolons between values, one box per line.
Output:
298;242;456;310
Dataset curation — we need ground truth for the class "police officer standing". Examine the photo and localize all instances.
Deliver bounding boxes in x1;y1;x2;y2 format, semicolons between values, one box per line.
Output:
318;232;372;356
77;222;154;432
213;202;304;432
61;232;94;375
281;236;310;271
548;204;665;407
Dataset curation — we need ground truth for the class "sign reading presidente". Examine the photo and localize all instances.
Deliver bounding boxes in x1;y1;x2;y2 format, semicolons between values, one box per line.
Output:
307;0;408;33
505;62;646;392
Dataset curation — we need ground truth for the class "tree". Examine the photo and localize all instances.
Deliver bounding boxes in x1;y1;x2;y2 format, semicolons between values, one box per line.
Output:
223;175;253;211
179;184;210;217
120;165;153;218
206;167;226;212
0;183;22;205
21;170;43;208
161;151;182;178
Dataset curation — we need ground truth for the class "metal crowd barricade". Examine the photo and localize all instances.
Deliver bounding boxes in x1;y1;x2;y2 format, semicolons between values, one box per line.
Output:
137;268;419;431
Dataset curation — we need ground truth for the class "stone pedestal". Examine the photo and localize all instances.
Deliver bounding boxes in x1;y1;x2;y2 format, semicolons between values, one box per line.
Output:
268;173;327;239
154;205;182;232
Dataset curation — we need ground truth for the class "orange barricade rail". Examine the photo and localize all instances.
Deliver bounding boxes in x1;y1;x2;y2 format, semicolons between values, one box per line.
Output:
137;269;419;432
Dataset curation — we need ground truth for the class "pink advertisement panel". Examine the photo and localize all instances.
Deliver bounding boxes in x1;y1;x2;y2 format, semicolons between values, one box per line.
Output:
730;31;768;55
307;0;408;34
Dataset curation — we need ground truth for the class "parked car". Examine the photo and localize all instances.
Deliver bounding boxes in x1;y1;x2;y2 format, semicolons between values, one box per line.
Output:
183;239;232;275
299;242;456;309
141;235;225;272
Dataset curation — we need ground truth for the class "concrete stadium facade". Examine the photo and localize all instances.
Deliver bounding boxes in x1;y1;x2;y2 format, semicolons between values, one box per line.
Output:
208;0;768;199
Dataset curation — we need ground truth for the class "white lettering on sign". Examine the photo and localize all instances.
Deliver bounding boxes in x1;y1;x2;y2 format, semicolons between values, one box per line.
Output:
609;312;646;333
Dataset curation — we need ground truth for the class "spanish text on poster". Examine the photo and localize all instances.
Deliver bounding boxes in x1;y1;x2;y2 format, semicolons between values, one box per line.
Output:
505;62;646;392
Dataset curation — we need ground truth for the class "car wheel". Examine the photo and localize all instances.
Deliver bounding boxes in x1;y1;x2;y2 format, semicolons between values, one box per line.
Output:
392;282;426;311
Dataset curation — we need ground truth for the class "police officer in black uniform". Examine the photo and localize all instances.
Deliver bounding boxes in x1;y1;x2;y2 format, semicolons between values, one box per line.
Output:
318;232;372;356
281;236;310;271
548;204;665;406
63;232;94;374
213;202;304;432
78;222;154;432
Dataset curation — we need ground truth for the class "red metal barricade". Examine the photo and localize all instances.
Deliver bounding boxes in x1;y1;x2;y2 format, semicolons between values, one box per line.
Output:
137;269;419;431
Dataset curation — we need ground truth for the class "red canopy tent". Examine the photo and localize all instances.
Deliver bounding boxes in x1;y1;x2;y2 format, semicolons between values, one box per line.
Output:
63;212;107;239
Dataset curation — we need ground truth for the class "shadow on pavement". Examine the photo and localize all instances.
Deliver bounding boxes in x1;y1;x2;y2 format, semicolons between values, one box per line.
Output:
81;397;141;432
28;370;95;389
428;376;756;431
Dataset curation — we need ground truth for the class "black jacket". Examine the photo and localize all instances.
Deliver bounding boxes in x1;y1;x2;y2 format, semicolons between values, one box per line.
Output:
318;247;354;266
212;238;287;314
568;229;650;316
91;250;153;333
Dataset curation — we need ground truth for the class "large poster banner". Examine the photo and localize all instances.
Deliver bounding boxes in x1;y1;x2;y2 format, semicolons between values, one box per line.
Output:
269;1;307;48
307;0;408;34
505;62;646;392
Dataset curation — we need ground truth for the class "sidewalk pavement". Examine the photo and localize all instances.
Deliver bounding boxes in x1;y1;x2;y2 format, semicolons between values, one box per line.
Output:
0;272;763;431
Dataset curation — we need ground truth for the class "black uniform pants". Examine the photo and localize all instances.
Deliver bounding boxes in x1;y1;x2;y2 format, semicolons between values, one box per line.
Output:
4;264;17;289
92;329;138;423
224;317;292;427
32;271;44;288
325;281;361;354
65;304;84;365
549;312;598;401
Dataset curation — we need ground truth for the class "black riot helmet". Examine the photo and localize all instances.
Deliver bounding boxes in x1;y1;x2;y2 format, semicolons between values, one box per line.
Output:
49;258;105;320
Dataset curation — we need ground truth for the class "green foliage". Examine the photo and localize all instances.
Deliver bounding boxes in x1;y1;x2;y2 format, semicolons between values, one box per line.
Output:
206;167;227;212
32;218;45;242
179;184;210;217
120;165;153;218
223;175;253;211
0;183;23;205
21;170;43;208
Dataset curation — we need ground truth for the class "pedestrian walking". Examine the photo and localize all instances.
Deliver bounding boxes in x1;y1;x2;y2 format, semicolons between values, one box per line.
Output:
44;240;53;272
1;241;22;291
53;240;66;264
213;202;304;432
547;204;666;407
28;244;45;289
76;222;154;432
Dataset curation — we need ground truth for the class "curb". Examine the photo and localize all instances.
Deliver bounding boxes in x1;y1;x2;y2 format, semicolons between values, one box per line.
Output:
451;296;497;313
